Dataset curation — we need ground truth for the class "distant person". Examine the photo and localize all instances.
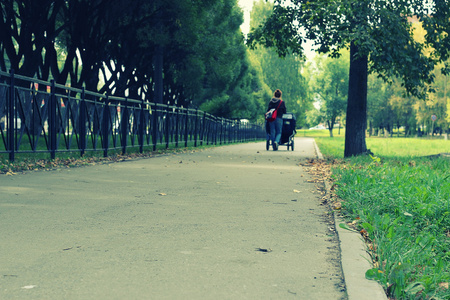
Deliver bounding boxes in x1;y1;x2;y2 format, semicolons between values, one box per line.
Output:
266;89;286;151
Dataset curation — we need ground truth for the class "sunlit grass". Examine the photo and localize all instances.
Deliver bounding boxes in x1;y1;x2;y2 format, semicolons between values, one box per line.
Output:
367;137;450;157
296;128;345;138
311;133;449;159
314;132;450;299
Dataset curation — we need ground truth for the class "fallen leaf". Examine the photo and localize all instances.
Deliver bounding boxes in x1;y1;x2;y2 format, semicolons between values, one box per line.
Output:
293;189;301;193
158;193;167;196
333;202;342;210
360;229;369;240
439;282;449;290
22;285;37;289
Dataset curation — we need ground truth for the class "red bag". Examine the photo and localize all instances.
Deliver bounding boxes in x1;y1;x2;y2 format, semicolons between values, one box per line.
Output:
265;100;282;122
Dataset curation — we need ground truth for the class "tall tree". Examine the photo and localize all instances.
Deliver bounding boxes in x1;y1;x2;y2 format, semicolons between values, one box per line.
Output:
0;0;65;80
387;82;417;137
249;0;447;157
310;52;348;137
367;75;395;137
97;0;213;102
1;0;266;120
428;66;449;134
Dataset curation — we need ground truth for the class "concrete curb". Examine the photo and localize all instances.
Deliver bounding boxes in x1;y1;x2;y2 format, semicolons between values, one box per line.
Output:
312;140;388;300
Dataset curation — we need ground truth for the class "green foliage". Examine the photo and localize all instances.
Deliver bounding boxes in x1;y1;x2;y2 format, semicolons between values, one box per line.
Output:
313;136;346;158
335;158;450;299
0;0;267;121
250;0;442;98
421;0;450;75
367;62;449;137
367;75;391;134
305;106;322;129
367;138;450;158
248;0;450;156
309;52;348;136
317;137;450;298
315;136;450;159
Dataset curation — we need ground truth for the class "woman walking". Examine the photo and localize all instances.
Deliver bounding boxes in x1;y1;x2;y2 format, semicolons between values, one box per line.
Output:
266;89;286;151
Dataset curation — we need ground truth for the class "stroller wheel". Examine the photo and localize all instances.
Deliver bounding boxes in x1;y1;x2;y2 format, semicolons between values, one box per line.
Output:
266;139;270;151
291;140;295;151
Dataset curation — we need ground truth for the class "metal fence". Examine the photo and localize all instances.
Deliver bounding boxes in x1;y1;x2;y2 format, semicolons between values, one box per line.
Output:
0;70;265;162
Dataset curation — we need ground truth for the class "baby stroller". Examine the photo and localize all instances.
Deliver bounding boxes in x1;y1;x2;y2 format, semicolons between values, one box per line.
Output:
266;112;297;151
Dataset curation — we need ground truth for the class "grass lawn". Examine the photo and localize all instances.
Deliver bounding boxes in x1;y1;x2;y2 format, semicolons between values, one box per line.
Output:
309;131;450;299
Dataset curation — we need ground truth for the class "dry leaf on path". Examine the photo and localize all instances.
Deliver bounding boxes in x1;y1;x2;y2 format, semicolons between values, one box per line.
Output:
255;247;272;253
22;285;37;289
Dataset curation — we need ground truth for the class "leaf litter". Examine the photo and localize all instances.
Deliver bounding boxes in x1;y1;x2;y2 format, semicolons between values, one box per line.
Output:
1;148;198;176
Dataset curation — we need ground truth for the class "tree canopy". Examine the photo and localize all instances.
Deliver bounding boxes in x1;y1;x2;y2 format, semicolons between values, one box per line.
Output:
310;52;349;137
0;0;266;120
248;0;449;156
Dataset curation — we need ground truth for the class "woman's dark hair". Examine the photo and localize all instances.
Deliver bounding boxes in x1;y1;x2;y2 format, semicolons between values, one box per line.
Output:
274;89;282;98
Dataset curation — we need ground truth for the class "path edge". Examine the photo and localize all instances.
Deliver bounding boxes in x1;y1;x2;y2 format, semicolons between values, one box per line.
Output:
312;139;388;300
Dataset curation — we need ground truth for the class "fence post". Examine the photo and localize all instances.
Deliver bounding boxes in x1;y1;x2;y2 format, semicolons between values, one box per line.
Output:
80;87;86;156
219;118;223;145
49;80;57;159
229;120;232;143
175;106;179;148
200;111;206;146
165;104;170;149
102;95;110;157
221;118;225;144
184;107;189;148
8;70;15;161
152;103;158;151
121;98;128;155
194;108;199;147
217;118;220;145
213;117;218;145
139;99;145;153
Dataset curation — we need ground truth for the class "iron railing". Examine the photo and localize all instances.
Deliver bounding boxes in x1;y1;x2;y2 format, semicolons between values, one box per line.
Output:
0;70;265;161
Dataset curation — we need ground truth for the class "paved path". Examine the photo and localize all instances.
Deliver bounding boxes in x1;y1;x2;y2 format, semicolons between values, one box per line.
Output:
1;138;347;299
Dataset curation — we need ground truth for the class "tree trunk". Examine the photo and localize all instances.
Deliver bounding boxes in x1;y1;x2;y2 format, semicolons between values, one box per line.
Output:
327;120;334;137
344;42;368;157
